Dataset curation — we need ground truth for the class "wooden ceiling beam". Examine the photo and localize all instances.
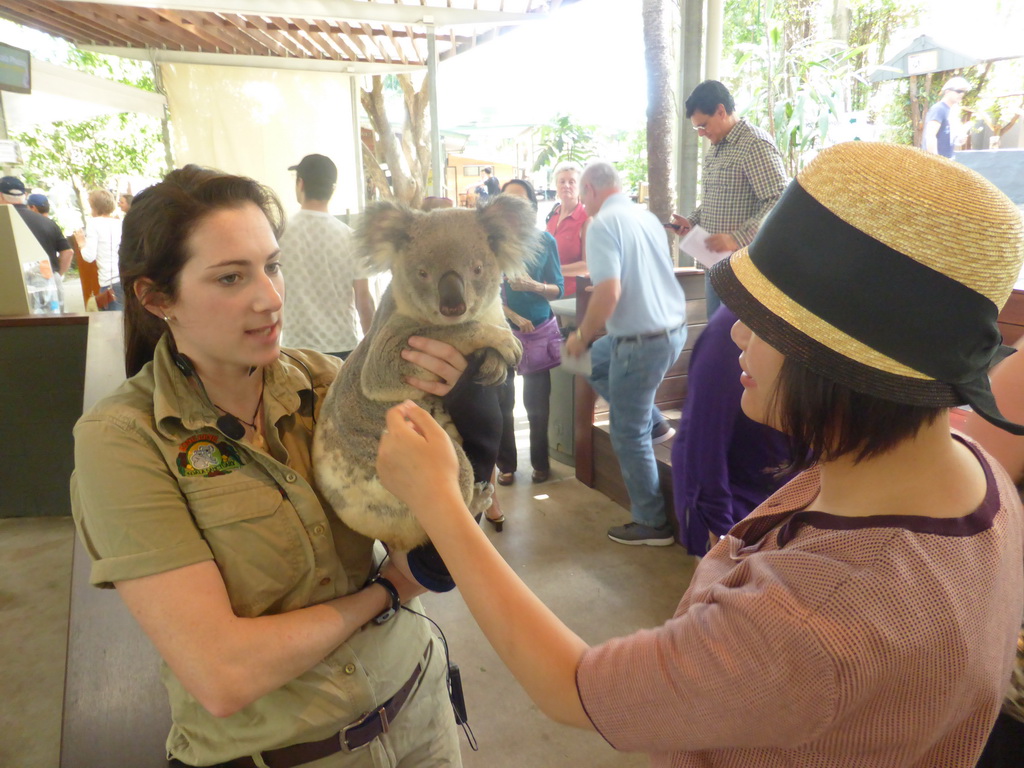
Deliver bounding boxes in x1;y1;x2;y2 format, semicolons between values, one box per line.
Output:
85;44;419;72
9;1;135;46
43;0;188;50
0;5;107;46
150;8;234;53
130;7;218;50
337;20;375;62
57;0;544;28
286;18;336;60
257;17;320;58
225;14;301;57
263;15;320;57
177;11;261;54
380;22;408;66
310;18;363;62
356;22;392;64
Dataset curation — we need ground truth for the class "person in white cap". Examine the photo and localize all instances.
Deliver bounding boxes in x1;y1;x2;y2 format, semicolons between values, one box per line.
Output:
923;75;971;158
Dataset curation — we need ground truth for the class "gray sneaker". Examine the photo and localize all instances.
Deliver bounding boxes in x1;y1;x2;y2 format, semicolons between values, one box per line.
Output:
651;421;676;445
607;522;675;546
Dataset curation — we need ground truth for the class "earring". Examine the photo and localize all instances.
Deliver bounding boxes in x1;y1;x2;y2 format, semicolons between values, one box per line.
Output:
163;316;171;323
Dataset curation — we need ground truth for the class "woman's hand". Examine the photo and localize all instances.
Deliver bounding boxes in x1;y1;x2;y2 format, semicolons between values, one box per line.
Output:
377;401;465;528
401;336;467;397
507;275;540;294
513;314;535;333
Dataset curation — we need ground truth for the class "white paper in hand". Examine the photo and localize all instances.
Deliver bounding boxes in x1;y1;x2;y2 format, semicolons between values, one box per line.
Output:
559;342;592;377
680;225;732;269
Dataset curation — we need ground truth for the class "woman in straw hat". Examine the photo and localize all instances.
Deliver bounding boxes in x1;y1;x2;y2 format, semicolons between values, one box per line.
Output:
376;142;1024;766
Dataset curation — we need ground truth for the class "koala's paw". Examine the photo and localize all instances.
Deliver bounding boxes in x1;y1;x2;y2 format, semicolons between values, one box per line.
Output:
468;481;494;518
474;348;512;386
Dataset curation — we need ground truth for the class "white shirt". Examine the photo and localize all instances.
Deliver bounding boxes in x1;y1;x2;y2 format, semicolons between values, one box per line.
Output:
82;216;122;288
278;209;369;353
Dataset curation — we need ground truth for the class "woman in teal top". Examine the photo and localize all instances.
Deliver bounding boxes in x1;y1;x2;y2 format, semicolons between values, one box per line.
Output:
491;180;564;527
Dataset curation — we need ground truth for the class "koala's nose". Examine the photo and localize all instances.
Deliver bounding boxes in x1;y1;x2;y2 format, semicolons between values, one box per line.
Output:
438;271;467;317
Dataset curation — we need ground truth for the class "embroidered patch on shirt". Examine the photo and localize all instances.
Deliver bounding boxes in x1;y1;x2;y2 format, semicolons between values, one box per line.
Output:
176;434;246;477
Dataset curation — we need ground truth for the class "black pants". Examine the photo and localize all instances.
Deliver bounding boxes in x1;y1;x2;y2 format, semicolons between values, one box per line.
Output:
975;711;1024;767
497;367;551;474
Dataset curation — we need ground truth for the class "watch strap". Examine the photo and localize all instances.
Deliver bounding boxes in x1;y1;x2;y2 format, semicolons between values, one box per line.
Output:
369;574;400;625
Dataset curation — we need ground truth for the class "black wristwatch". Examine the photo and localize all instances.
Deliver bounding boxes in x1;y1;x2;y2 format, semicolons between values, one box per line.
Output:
368;574;401;625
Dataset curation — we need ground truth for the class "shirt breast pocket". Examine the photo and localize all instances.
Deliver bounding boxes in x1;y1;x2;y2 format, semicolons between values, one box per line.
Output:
184;479;306;616
711;156;747;189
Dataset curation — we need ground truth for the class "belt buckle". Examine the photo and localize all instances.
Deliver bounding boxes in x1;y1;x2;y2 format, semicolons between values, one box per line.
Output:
340;704;389;752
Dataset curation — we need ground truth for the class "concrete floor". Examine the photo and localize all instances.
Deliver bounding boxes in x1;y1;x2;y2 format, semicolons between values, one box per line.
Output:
0;379;698;768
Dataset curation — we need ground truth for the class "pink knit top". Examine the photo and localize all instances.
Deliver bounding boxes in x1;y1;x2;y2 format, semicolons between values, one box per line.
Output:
577;436;1024;767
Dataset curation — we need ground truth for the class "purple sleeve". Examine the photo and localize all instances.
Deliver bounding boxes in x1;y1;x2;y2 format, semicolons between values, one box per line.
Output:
672;308;745;553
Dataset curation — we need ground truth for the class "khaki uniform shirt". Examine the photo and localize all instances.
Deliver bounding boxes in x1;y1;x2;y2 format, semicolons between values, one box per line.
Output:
71;336;430;765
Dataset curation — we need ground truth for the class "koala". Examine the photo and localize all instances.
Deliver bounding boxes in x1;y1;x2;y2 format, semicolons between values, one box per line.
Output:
312;195;539;551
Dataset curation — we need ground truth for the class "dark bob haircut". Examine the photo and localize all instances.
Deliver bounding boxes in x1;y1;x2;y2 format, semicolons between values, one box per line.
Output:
500;179;539;213
769;356;944;475
119;165;284;378
685;79;736;119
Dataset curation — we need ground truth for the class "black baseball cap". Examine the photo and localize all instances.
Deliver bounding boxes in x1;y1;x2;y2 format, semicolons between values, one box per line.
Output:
287;154;337;187
0;176;26;195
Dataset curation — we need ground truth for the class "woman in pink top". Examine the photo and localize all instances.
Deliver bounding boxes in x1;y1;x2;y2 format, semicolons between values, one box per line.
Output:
378;145;1024;767
545;161;589;297
960;337;1024;767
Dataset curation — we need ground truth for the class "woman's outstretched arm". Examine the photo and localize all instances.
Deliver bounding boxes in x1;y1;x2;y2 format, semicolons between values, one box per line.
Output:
377;401;594;729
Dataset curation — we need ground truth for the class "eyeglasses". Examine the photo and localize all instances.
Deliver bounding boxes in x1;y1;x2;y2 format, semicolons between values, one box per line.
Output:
692;121;710;133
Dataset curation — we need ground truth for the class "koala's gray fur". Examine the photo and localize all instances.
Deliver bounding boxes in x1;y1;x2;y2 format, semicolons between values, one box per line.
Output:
312;195;538;551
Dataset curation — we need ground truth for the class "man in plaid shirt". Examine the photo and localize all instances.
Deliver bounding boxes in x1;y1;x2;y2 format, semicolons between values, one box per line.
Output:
671;80;787;317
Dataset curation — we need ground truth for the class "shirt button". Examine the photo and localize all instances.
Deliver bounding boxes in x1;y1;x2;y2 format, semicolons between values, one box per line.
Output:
320;576;331;586
285;473;297;483
343;663;356;675
313;524;325;536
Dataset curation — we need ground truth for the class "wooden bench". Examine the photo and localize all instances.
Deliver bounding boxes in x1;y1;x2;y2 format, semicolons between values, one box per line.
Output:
571;268;707;513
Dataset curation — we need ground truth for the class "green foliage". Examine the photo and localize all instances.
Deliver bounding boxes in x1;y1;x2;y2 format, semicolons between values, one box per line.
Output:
847;0;923;110
734;32;870;174
10;34;164;225
532;114;597;172
721;0;928;173
619;129;648;195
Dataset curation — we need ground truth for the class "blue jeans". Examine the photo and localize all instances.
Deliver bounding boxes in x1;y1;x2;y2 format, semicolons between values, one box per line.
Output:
704;272;721;319
100;281;125;312
588;326;686;528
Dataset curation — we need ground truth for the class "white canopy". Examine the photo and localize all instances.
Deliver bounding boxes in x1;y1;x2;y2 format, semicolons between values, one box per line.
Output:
1;56;165;132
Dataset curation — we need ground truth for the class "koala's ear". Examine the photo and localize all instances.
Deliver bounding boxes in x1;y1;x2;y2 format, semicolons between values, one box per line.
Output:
477;196;540;276
356;201;419;272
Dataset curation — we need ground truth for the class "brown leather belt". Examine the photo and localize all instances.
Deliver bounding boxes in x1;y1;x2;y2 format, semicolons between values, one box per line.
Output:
168;655;426;768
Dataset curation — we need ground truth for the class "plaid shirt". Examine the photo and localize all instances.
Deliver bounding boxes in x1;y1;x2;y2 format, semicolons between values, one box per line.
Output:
688;119;787;247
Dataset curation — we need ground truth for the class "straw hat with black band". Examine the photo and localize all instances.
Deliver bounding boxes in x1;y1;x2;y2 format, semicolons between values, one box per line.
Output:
709;141;1024;434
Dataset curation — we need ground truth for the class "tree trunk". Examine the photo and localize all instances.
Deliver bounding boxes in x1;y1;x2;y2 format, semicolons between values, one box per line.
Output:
399;74;431;210
360;75;432;208
642;0;673;237
360;76;414;204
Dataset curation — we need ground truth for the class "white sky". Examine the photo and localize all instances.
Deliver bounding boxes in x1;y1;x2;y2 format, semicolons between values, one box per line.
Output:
438;0;647;132
436;0;1024;133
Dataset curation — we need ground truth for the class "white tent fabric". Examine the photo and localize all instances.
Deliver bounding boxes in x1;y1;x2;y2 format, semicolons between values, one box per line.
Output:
159;62;358;216
1;57;166;132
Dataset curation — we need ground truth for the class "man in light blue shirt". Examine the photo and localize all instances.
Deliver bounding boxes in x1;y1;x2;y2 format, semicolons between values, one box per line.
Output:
564;161;687;545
